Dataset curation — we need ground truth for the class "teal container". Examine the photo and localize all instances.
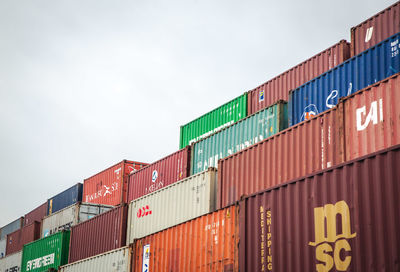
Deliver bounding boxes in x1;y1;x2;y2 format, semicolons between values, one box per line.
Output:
191;100;287;175
179;93;247;149
21;231;70;272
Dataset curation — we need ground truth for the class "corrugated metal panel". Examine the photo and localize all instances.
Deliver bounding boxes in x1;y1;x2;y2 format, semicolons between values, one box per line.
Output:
289;32;400;126
24;202;47;226
239;145;400;272
127;168;217;243
83;160;148;206
6;222;40;256
218;105;344;209
0;218;23;240
127;147;191;202
351;1;400;56
21;231;70;272
344;72;400;161
59;246;131;272
248;40;350;114
68;205;128;263
47;183;83;215
0;250;22;272
179;93;247;149
0;238;5;258
192;101;288;175
133;206;239;272
41;202;113;237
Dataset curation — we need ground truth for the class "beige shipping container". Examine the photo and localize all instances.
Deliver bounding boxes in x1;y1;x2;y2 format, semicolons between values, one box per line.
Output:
41;202;113;237
59;246;131;272
127;168;217;243
0;250;22;272
0;238;5;258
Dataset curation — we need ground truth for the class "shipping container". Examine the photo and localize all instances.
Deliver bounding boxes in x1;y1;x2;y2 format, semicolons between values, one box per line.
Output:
218;104;344;208
83;160;148;206
289;32;400;126
248;40;350;114
239;145;400;272
351;1;400;56
191;101;287;175
0;250;22;272
21;231;70;272
343;72;400;161
41;202;113;237
127;147;191;202
0;218;23;240
68;205;128;263
179;93;247;149
0;239;5;258
133;206;239;272
24;202;47;226
59;246;132;272
47;183;83;215
127;168;217;243
6;221;40;256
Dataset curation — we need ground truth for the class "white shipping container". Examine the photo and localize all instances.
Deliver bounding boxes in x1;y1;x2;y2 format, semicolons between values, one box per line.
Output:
58;246;131;272
0;238;5;258
0;250;22;272
127;168;217;243
41;202;113;237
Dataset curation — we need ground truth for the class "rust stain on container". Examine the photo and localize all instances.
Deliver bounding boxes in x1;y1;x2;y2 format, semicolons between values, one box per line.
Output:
68;205;128;263
132;206;239;272
24;202;47;226
218;106;344;209
351;1;400;56
239;145;400;272
247;40;350;114
344;72;400;160
6;221;40;256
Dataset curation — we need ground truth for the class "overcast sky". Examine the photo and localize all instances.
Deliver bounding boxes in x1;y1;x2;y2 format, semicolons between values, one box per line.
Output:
0;0;397;226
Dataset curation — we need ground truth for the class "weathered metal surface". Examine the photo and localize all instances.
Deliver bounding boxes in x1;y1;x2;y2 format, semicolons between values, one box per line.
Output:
47;183;83;215
239;145;400;272
6;222;40;256
0;250;22;272
24;202;47;226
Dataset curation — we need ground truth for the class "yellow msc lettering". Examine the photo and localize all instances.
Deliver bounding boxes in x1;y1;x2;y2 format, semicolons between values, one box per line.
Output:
334;239;352;271
316;243;334;272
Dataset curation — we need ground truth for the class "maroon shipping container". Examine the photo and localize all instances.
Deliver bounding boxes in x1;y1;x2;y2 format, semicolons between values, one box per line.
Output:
6;221;40;255
351;1;400;56
24;202;47;226
127;147;191;202
239;145;400;272
68;205;128;263
247;40;350;114
218;105;344;209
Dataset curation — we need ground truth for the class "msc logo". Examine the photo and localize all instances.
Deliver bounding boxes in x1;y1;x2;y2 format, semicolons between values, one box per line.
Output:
137;205;152;218
309;200;356;272
356;99;383;131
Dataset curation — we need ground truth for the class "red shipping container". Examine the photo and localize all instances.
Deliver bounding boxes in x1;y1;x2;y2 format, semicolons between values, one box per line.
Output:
68;205;128;263
6;221;40;255
24;202;47;226
344;72;400;161
83;160;148;206
239;145;400;271
218;105;344;209
247;40;350;114
351;1;400;56
127;147;191;202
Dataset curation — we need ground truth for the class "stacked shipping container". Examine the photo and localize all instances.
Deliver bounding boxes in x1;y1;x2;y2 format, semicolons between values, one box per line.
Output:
23;202;47;226
0;251;22;272
47;183;83;216
6;221;40;255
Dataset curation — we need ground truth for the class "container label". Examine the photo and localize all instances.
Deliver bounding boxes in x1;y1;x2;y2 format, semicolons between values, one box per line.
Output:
137;205;152;218
259;206;272;271
259;90;264;102
5;265;19;272
85;182;119;202
391;39;399;58
152;170;158;183
356;99;383;131
365;26;373;43
26;253;55;271
309;200;356;272
142;244;150;272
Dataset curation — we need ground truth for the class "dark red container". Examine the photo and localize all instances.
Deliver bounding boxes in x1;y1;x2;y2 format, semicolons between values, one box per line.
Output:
24;202;47;226
247;40;350;114
351;1;400;56
127;147;191;202
239;145;400;271
6;221;40;255
68;204;128;263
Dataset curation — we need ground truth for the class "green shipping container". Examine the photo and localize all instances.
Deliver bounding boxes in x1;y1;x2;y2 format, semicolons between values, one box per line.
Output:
179;93;247;149
21;231;70;272
191;100;288;175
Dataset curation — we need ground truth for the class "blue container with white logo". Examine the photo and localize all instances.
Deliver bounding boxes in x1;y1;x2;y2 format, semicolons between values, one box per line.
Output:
289;32;400;126
47;183;83;215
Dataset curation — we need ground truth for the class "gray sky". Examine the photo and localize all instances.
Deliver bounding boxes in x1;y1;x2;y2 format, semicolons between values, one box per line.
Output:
0;0;397;226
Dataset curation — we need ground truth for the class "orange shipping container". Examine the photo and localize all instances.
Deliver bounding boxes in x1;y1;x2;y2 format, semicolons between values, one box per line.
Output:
83;160;148;206
132;206;239;272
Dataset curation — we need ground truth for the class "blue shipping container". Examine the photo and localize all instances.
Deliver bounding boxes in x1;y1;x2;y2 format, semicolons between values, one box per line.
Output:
47;183;83;215
0;217;23;239
289;32;400;126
